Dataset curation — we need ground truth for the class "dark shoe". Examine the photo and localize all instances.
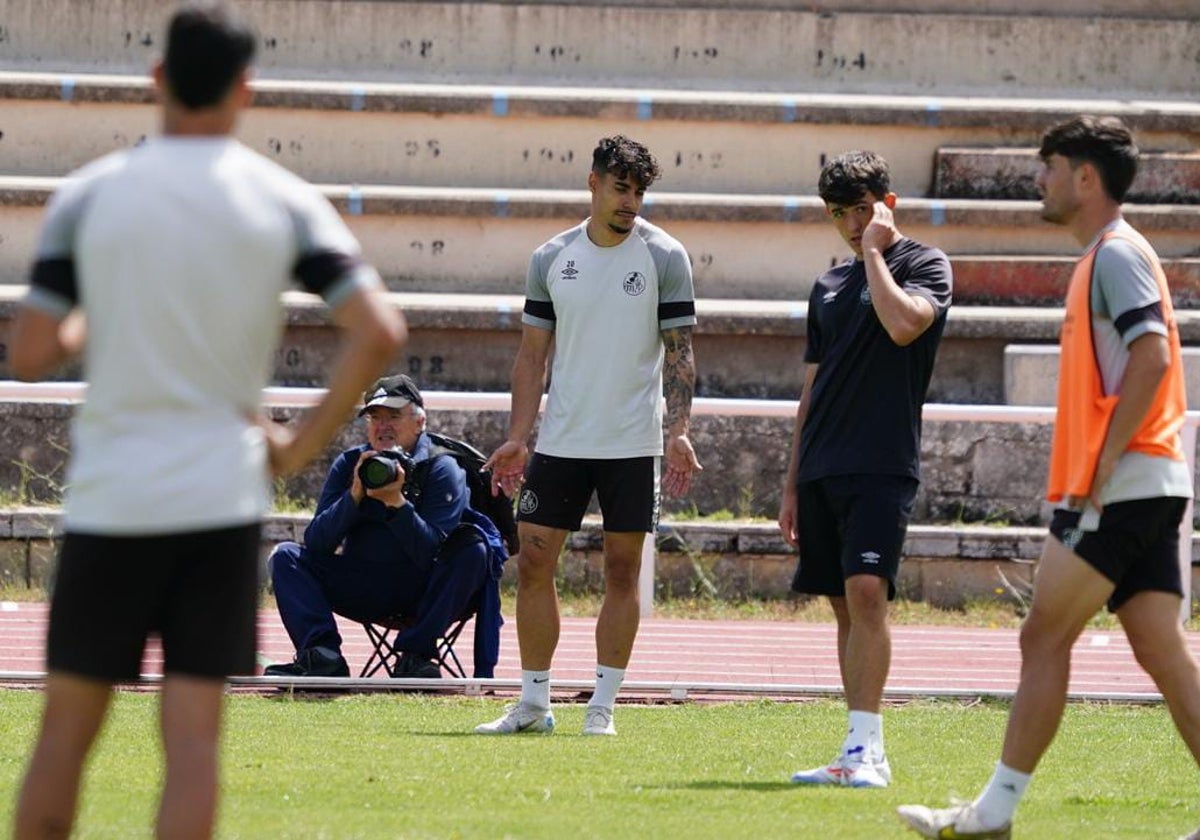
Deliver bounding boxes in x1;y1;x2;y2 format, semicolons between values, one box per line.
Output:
392;652;441;679
264;647;349;678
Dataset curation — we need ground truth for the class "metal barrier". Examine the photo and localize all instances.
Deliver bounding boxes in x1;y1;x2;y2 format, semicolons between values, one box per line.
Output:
1;381;1195;619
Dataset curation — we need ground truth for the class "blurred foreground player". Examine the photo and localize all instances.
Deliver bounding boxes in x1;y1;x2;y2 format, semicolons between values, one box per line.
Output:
10;4;404;837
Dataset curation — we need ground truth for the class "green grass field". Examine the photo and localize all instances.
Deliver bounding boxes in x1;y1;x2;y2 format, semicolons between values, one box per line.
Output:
0;691;1196;839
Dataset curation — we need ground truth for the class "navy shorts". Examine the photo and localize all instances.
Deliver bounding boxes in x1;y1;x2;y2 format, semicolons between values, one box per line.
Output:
792;474;918;600
1049;497;1188;612
45;523;261;681
516;453;659;533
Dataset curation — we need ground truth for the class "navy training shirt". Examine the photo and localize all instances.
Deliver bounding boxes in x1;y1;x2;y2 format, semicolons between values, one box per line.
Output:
797;237;953;483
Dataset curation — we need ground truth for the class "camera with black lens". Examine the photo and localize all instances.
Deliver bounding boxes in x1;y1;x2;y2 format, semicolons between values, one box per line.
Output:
357;449;416;490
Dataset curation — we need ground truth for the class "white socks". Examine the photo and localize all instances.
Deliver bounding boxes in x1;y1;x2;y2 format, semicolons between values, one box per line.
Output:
973;762;1031;828
590;665;626;711
521;669;551;709
843;710;885;760
522;665;626;711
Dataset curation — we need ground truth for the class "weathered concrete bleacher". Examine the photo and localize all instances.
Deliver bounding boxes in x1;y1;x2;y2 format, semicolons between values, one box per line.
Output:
936;147;1200;204
3;0;1197;97
0;0;1197;594
6;288;1200;404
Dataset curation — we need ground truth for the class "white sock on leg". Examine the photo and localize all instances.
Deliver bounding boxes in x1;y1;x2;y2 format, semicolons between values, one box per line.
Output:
521;670;551;709
843;710;883;761
590;665;626;711
973;762;1031;828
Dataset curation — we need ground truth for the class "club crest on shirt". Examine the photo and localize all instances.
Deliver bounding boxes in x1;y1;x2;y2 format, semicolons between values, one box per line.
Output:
518;488;539;515
623;271;647;296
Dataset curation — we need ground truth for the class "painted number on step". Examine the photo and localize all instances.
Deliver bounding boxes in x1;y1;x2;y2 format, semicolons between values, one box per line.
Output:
401;140;441;158
672;46;719;62
407;356;444;376
673;150;723;170
522;148;575;165
278;348;302;369
398;39;435;58
410;240;446;256
533;45;580;62
815;50;867;70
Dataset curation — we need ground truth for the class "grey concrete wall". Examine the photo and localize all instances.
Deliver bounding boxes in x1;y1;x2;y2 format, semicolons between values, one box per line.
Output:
4;506;1200;606
3;400;1196;528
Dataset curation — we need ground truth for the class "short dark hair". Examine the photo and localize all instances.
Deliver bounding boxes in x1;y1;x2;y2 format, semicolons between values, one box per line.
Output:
164;2;257;109
818;151;891;206
1038;115;1138;203
591;135;661;189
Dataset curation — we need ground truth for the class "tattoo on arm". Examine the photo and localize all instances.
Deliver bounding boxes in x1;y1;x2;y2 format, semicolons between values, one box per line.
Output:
528;533;548;550
662;326;696;433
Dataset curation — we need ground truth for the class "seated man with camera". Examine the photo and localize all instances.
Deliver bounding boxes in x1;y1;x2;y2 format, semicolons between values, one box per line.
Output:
265;374;495;678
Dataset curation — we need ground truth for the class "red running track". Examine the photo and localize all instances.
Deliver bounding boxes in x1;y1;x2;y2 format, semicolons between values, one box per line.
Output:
0;601;1190;699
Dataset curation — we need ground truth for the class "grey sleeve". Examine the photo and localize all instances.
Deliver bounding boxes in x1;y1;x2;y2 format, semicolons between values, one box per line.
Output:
653;239;697;330
287;186;381;310
1092;238;1166;346
521;244;556;330
24;175;95;319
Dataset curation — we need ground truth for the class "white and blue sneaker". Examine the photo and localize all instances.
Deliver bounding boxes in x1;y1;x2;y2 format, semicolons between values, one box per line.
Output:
791;746;892;789
582;705;617;736
474;702;555;735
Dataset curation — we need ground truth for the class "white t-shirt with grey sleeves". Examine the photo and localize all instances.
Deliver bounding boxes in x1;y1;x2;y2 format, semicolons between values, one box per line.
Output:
522;217;697;459
24;137;382;535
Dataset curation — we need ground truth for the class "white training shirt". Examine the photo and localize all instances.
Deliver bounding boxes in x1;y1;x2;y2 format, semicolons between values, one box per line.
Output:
522;217;696;458
24;137;381;535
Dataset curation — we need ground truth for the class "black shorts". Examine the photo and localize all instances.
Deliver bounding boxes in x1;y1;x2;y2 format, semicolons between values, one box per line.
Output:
516;453;659;533
1049;497;1188;612
45;523;261;681
791;474;918;600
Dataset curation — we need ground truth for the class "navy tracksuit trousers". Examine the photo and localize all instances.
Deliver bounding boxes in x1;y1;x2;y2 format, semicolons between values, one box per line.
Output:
270;533;489;659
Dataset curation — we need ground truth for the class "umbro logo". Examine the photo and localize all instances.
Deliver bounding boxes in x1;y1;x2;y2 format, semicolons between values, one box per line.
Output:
560;260;579;279
860;551;881;564
822;291;838;303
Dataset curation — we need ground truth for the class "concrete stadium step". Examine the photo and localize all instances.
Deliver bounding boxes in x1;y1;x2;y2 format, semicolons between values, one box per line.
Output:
1005;344;1200;408
3;71;1199;196
953;256;1200;307
4;177;1200;299
0;0;1195;97
936;147;1200;203
4;284;1200;403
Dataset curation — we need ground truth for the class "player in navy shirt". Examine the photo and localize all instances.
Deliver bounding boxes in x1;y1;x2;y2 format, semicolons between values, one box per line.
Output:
780;151;952;789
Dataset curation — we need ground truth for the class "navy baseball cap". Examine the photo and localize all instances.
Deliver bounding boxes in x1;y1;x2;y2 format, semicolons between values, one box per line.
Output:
359;374;424;415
